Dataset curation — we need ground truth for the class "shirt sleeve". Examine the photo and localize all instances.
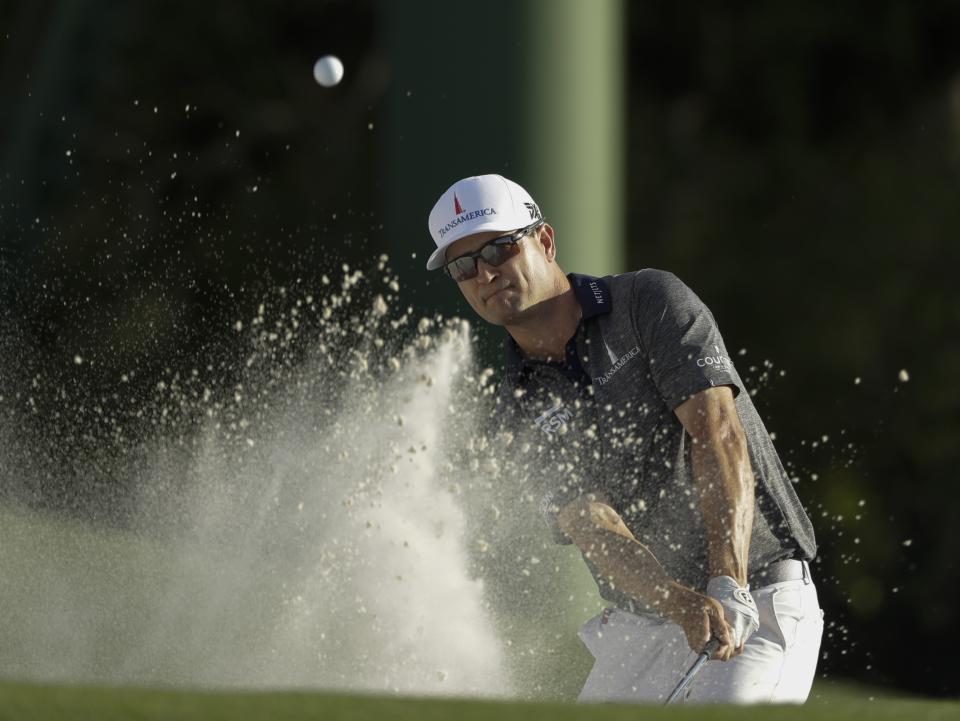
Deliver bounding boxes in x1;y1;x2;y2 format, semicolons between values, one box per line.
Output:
631;270;741;410
539;485;576;545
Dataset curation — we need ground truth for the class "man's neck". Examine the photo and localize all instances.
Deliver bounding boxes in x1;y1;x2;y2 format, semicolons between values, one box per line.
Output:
506;278;582;362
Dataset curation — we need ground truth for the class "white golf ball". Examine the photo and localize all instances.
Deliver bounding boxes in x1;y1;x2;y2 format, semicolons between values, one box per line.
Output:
313;55;344;87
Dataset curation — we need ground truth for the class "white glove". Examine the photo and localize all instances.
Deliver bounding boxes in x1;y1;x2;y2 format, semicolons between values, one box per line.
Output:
706;575;760;648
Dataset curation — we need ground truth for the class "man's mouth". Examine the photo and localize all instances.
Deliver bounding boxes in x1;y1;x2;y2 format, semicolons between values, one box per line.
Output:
483;285;510;302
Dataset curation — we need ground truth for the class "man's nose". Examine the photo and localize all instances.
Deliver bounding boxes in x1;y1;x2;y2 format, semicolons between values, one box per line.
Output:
475;258;498;283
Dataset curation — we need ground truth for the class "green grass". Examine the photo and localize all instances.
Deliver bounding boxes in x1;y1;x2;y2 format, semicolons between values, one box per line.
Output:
0;682;957;721
2;510;957;719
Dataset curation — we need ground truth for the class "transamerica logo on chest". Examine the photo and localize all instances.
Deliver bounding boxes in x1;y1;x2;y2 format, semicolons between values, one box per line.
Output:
593;343;642;386
534;404;574;435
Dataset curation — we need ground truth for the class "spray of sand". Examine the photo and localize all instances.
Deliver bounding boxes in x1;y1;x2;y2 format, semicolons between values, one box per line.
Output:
0;262;516;695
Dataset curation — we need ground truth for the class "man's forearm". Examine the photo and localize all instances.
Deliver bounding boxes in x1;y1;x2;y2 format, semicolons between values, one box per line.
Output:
582;529;684;610
558;498;740;656
558;501;692;617
692;431;754;586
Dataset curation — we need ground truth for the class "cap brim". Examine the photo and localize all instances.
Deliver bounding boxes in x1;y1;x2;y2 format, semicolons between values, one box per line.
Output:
426;245;451;271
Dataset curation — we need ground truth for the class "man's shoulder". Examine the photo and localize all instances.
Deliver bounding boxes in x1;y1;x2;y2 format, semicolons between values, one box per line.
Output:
609;268;686;294
602;268;697;316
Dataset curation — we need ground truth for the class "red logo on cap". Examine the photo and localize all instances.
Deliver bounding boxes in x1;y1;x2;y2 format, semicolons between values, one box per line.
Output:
454;194;465;215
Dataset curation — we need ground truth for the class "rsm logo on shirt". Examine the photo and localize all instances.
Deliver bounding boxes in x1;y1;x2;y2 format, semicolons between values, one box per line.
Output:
697;345;733;369
534;405;573;435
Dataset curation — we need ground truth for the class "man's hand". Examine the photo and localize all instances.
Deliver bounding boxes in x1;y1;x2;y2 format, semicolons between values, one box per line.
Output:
662;582;738;661
557;498;746;663
705;575;760;651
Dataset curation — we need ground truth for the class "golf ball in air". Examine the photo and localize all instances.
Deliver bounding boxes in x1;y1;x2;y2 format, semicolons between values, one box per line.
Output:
313;55;344;87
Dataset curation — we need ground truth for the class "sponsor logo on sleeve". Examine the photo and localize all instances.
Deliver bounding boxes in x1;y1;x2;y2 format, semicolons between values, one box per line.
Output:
696;345;733;370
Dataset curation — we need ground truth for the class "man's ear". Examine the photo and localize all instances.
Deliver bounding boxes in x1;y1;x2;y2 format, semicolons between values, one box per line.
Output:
537;223;557;261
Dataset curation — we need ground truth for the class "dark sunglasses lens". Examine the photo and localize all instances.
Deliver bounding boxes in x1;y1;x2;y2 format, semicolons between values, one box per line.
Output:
448;257;478;282
446;237;523;282
480;241;521;267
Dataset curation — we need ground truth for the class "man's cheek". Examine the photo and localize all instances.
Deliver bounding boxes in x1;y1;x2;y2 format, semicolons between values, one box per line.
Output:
467;295;487;318
458;288;479;311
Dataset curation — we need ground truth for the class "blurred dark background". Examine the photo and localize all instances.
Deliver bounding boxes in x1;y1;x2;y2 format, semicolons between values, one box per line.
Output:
2;0;959;698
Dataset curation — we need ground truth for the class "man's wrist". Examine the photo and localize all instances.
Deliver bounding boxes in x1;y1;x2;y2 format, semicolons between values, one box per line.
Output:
706;574;749;597
708;555;748;587
657;580;698;622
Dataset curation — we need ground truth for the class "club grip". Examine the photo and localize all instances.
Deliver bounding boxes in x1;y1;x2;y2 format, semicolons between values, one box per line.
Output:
664;636;723;705
701;637;722;657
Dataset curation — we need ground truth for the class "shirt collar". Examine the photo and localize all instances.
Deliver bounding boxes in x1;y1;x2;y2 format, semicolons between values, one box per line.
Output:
504;273;612;376
567;272;612;320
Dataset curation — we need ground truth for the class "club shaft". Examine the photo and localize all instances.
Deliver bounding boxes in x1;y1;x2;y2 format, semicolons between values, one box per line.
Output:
664;638;721;705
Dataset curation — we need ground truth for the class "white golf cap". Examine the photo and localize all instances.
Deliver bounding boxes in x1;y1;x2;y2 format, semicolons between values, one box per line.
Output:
426;174;542;270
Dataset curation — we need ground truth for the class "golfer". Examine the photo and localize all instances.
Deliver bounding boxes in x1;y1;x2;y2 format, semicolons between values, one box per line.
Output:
426;174;824;704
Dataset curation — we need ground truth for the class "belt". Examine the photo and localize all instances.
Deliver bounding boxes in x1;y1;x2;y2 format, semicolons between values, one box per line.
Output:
619;559;813;616
748;559;812;588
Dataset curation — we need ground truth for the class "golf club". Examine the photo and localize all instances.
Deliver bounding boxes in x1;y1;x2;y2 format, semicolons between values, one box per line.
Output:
664;637;722;705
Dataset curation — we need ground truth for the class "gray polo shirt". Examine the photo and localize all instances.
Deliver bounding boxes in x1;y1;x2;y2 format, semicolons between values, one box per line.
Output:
495;269;817;609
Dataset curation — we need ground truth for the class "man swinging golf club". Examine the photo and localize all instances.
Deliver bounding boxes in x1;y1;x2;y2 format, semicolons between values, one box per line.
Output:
426;174;825;704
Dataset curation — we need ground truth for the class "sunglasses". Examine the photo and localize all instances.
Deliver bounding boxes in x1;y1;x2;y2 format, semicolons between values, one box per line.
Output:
442;220;545;282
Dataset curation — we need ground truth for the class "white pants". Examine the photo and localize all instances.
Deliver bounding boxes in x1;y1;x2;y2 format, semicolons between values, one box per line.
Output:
577;577;824;704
